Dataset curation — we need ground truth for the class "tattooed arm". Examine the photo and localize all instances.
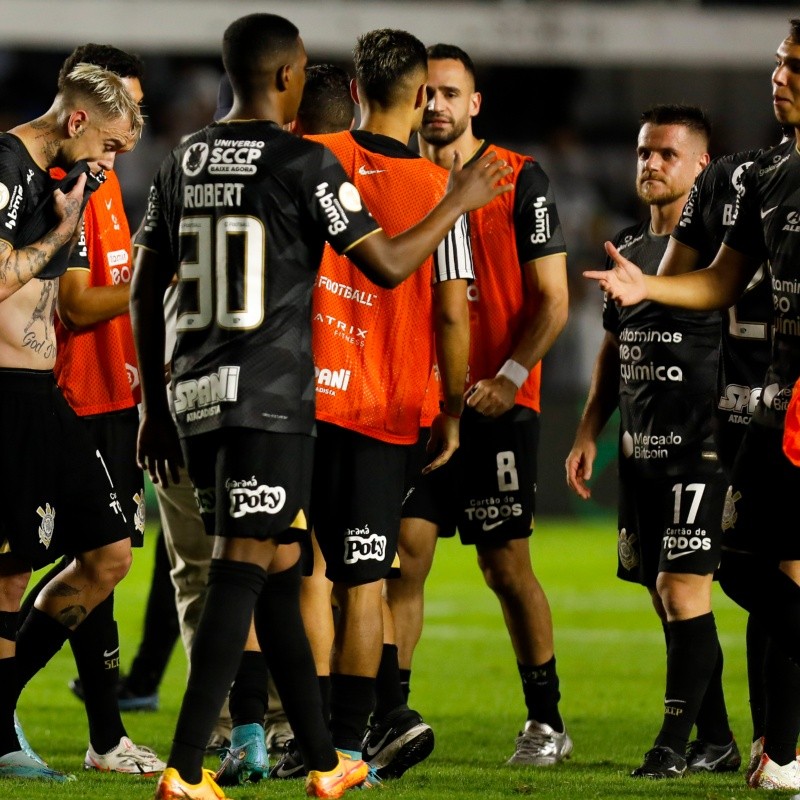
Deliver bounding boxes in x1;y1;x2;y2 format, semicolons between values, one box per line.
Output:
0;174;86;303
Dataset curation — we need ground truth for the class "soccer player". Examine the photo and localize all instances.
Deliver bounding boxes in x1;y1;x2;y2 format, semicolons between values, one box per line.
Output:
660;140;798;779
584;21;800;789
566;105;740;780
13;43;166;776
0;58;143;780
378;43;571;771
131;13;510;800
306;28;473;781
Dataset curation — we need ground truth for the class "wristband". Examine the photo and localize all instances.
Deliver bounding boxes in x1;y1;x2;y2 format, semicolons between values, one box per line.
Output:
439;402;462;420
496;358;529;389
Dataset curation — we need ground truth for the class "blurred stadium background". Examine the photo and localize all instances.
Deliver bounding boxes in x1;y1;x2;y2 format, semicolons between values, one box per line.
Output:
0;0;792;514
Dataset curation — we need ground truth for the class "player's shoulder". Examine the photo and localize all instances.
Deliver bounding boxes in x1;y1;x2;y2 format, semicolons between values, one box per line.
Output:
746;138;795;179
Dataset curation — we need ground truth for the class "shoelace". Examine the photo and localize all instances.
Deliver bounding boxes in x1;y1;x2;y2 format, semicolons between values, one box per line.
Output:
516;729;556;754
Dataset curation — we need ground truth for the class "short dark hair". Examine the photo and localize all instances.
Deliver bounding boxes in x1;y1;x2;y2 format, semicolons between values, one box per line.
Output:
790;18;800;44
296;64;353;134
639;104;711;147
58;43;143;88
352;29;427;108
222;13;300;94
426;43;477;87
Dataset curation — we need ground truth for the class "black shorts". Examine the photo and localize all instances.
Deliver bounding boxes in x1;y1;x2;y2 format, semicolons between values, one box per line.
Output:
0;370;130;569
616;457;727;588
312;422;409;585
402;406;538;547
182;427;313;543
723;421;800;560
82;408;145;547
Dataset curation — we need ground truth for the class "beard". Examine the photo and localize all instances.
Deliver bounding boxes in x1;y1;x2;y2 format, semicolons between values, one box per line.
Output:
420;113;469;146
636;178;686;207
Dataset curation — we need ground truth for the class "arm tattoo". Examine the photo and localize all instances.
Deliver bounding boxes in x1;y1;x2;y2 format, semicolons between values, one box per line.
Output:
46;580;80;598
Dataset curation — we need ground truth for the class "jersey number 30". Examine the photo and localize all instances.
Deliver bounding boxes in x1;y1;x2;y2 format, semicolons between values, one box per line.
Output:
177;215;266;332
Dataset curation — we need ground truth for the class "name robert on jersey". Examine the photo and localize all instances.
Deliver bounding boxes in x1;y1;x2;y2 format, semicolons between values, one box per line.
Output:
184;182;244;208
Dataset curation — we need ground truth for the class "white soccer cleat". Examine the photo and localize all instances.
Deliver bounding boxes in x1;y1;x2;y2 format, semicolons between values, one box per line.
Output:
506;719;573;766
84;735;166;775
749;752;800;790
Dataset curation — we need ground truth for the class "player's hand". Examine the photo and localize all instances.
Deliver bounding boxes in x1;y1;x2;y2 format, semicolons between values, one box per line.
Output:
447;150;513;212
52;172;87;235
422;412;460;474
464;376;516;418
583;242;648;306
137;409;184;488
565;439;597;500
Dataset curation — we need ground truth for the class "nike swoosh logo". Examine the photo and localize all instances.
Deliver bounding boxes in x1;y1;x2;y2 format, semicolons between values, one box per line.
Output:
364;728;395;757
761;206;778;218
664;550;693;561
273;762;305;778
104;647;120;657
358;165;386;176
482;519;506;532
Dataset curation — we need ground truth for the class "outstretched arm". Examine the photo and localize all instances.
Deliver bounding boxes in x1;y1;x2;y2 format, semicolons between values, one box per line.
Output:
584;240;757;311
347;151;512;288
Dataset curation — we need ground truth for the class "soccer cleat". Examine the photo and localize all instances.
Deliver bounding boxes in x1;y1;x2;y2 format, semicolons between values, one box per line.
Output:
265;720;293;760
631;745;687;778
269;739;307;779
506;719;573;766
685;736;741;772
746;737;764;781
339;748;381;788
84;735;166;774
214;723;268;785
305;752;369;799
154;767;231;799
0;749;76;782
361;707;434;779
749;752;800;790
13;712;47;766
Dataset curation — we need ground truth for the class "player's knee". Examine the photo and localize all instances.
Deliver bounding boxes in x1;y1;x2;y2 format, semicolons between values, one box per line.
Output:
79;540;133;590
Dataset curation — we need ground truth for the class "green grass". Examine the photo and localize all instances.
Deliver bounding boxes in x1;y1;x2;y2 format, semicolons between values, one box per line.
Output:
13;516;767;799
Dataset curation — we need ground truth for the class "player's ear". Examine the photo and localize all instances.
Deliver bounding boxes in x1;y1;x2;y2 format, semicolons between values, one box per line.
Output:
470;91;482;119
414;83;427;111
277;63;291;92
67;109;90;139
349;79;360;107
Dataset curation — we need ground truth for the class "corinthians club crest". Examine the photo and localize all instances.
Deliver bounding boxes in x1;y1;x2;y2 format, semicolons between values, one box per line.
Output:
37;503;56;549
618;527;639;571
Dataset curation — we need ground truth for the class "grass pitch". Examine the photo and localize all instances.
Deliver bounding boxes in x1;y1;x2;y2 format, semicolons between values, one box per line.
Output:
13;516;759;799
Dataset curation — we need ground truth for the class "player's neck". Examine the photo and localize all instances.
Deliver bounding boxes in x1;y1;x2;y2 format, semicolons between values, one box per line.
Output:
419;133;481;170
357;107;415;145
225;98;286;127
648;198;686;237
10;116;62;170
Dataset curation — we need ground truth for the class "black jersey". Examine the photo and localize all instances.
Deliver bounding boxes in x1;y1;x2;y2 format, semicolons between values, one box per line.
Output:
135;120;380;438
672;149;772;468
604;221;720;478
724;139;800;431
